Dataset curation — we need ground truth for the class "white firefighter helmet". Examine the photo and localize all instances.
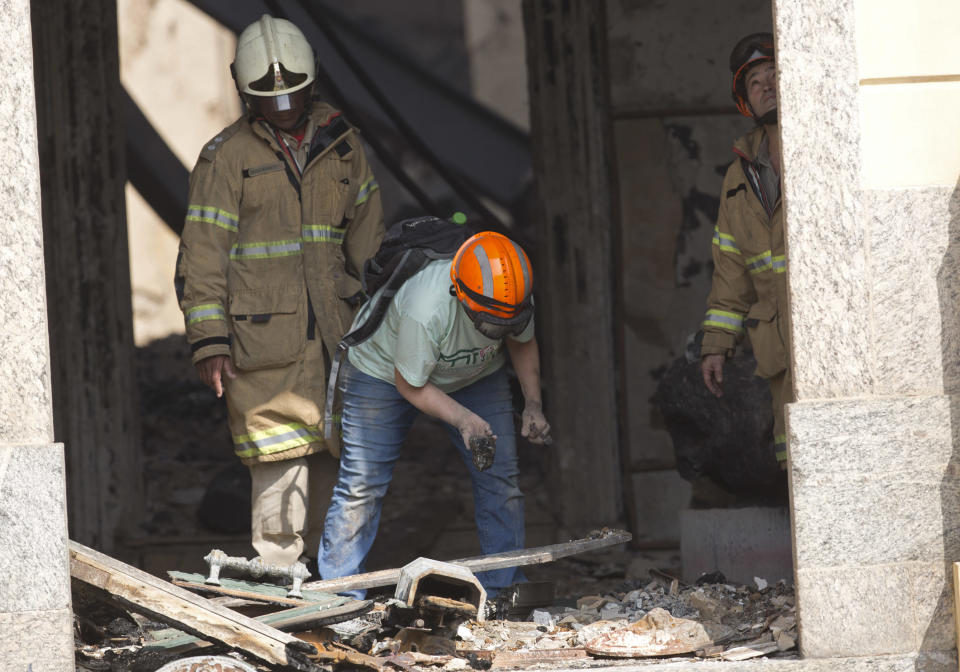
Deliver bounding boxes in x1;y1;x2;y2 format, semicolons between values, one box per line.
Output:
233;15;315;98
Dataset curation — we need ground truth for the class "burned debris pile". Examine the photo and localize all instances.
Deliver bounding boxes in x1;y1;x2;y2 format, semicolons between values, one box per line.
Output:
74;531;797;671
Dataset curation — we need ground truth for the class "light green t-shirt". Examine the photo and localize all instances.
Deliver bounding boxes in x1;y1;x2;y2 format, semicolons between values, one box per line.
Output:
347;259;534;393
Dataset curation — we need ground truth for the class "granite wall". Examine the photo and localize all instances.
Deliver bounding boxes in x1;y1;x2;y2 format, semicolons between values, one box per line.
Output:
776;0;960;664
0;0;74;667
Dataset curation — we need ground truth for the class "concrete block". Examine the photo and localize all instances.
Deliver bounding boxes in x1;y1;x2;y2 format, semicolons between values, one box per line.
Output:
776;0;872;401
0;444;70;612
787;397;960;568
795;563;950;658
0;607;75;670
864;188;960;395
680;507;791;586
0;0;53;447
913;562;957;652
630;471;691;546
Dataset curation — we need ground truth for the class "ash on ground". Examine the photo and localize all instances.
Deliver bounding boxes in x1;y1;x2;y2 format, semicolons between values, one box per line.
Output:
76;562;797;670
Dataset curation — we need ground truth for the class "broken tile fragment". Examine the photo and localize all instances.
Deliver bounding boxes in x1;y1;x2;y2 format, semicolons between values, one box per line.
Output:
584;608;713;657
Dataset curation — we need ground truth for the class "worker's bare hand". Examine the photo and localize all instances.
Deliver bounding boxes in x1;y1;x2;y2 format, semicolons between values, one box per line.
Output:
454;411;497;471
701;354;725;398
457;411;496;448
521;401;553;445
196;355;237;398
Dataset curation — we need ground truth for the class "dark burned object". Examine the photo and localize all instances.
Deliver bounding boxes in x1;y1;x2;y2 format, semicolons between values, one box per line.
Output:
416;594;477;619
654;347;786;502
468;435;496;471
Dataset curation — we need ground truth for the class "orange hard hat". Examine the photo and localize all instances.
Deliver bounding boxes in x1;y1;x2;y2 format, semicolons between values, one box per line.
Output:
450;231;533;337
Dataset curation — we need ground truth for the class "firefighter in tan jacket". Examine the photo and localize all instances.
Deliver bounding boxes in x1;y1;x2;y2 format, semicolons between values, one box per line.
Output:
175;15;385;566
701;32;790;466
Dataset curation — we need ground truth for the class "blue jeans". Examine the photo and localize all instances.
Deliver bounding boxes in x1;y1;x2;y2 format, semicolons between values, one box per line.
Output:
317;362;525;598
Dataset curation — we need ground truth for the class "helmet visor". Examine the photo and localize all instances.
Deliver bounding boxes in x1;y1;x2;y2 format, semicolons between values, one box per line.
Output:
262;93;293;112
462;301;533;340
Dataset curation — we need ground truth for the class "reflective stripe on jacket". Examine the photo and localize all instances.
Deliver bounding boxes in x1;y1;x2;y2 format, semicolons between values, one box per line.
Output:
701;126;788;380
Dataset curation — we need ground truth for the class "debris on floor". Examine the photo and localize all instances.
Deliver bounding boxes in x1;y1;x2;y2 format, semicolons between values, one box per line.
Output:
452;572;797;663
75;532;797;671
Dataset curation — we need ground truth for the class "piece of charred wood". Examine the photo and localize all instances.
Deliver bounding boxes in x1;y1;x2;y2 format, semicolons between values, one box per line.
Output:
69;541;320;670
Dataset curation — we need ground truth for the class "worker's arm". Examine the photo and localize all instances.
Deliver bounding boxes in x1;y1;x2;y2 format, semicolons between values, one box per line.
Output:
176;144;241;395
700;169;756;398
393;368;494;446
341;138;385;281
506;336;552;444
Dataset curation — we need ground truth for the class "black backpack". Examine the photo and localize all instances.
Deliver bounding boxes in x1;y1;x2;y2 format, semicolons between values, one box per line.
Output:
324;215;473;438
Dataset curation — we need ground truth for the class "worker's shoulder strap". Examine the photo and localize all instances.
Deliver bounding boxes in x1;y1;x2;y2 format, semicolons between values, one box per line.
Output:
306;112;354;164
323;216;472;440
351;215;472;346
198;118;245;162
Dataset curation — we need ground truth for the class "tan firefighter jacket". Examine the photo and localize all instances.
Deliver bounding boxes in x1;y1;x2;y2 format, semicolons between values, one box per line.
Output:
176;101;384;461
701;126;788;380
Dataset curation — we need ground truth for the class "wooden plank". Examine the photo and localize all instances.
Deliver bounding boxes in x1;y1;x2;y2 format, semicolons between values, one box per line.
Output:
492;648;589;668
301;529;632;593
953;562;960;672
69;541;319;669
145;599;372;653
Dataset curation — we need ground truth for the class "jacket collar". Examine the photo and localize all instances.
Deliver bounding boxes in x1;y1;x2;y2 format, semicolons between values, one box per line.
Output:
732;125;767;163
248;100;342;144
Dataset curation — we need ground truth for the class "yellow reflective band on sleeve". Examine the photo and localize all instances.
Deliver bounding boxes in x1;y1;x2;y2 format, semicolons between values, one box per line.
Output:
772;255;786;273
774;434;787;462
303;225;346;243
355;176;379;206
712;226;741;255
703;309;744;333
232;422;321;458
745;250;773;275
185;303;225;325
186;205;239;233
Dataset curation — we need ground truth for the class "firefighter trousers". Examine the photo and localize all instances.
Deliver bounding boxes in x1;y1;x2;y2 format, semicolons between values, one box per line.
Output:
249;450;339;566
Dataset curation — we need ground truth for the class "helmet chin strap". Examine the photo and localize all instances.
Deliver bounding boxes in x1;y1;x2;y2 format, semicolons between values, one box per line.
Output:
757;108;778;126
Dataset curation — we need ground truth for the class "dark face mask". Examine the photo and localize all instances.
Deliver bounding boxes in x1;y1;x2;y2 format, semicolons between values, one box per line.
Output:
470;306;533;340
475;320;518;340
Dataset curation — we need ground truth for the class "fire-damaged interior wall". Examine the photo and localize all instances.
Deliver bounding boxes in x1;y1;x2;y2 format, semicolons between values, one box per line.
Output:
606;0;773;546
41;0;788;560
32;0;143;554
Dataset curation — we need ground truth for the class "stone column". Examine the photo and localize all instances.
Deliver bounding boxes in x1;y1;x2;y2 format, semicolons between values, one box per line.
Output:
0;0;74;667
776;0;960;666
